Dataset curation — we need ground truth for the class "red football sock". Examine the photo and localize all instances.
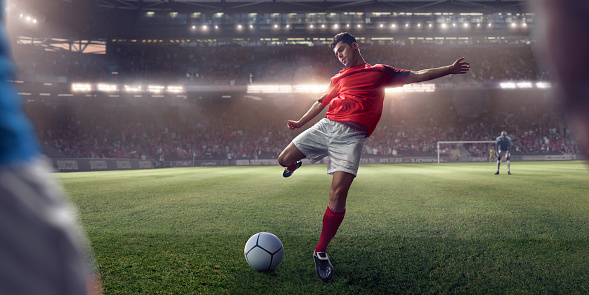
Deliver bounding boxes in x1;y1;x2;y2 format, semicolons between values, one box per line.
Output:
282;162;298;171
315;205;346;254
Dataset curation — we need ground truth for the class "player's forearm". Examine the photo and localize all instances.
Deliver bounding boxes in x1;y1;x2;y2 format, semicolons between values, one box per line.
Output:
298;101;325;126
406;65;453;84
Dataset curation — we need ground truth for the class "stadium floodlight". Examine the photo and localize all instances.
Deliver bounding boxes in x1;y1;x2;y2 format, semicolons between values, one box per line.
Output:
500;82;517;89
72;83;92;93
293;84;326;94
167;86;185;94
124;85;142;93
385;83;436;93
247;85;293;94
516;81;533;89
379;24;384;28
97;83;118;92
148;85;165;93
441;23;448;29
536;81;552;89
391;23;397;28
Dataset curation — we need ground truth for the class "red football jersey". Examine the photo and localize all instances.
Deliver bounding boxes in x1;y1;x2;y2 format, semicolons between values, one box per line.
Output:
321;63;410;136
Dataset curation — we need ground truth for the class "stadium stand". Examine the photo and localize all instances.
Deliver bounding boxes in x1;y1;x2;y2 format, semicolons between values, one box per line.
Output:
13;42;546;86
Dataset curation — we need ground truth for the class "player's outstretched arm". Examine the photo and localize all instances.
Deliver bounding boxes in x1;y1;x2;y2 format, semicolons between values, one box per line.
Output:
405;57;470;84
287;100;326;130
287;83;331;130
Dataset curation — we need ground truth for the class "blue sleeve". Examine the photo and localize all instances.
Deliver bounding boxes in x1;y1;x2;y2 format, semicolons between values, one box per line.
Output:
0;24;40;166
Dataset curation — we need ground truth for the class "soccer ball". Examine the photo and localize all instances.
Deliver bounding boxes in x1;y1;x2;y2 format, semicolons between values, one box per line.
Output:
244;232;284;271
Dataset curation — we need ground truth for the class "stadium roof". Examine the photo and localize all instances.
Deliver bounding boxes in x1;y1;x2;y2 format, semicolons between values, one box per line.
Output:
24;0;527;14
92;0;525;13
14;0;529;40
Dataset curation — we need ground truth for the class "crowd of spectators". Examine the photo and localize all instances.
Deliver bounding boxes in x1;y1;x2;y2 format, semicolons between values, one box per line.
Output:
25;91;579;163
13;41;548;85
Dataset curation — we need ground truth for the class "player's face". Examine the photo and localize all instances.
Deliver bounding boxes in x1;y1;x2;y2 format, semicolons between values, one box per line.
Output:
333;41;358;68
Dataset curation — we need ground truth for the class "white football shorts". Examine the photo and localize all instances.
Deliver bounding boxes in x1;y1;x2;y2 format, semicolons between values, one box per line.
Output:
292;118;368;176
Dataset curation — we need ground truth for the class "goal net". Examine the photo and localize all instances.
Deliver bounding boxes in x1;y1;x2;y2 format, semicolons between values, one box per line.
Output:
437;141;496;163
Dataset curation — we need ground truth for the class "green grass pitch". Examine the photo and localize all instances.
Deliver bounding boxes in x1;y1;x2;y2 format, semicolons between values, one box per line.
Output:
59;161;589;294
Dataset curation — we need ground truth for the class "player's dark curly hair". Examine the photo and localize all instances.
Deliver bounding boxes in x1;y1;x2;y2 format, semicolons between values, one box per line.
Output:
330;32;357;49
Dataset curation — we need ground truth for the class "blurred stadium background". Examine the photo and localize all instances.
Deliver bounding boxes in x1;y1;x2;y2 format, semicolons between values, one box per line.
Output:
6;0;583;171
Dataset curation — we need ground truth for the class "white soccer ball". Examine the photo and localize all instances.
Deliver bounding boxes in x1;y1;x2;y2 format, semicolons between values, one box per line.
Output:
244;232;284;271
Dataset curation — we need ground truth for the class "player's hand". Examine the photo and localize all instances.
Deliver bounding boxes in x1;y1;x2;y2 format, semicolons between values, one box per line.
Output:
450;57;470;74
287;120;303;130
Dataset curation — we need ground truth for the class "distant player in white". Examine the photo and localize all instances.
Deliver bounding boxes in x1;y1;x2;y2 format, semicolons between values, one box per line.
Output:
495;131;512;175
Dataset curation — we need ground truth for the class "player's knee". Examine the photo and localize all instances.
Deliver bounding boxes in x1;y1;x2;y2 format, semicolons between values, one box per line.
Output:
329;186;349;202
277;154;289;167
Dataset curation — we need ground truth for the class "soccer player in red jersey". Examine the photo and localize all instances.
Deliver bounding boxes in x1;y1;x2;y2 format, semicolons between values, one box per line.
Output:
277;32;470;282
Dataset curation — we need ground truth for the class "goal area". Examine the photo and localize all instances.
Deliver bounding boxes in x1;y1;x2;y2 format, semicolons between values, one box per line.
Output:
436;141;496;163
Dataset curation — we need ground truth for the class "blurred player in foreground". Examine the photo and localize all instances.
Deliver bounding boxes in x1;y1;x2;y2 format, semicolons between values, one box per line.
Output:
277;32;470;282
531;0;589;156
0;13;101;295
495;131;513;175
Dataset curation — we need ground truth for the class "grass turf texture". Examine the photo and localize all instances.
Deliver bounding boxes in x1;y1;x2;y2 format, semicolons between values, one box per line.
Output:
59;161;589;294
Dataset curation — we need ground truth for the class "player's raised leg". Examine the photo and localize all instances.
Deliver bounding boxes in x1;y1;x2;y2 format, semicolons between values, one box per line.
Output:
278;142;305;177
314;171;355;282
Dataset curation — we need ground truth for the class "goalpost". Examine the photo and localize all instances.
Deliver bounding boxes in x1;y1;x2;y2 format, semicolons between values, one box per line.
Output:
437;141;496;164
